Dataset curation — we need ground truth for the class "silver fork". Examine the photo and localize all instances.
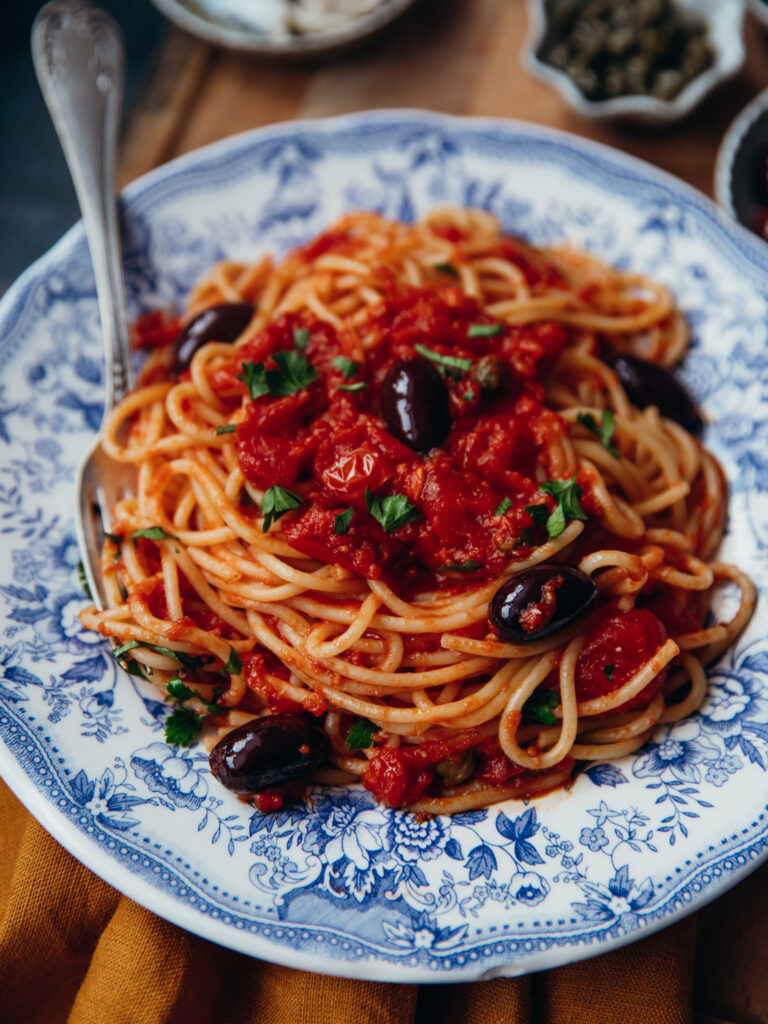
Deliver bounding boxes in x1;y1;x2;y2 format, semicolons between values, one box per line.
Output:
32;0;136;612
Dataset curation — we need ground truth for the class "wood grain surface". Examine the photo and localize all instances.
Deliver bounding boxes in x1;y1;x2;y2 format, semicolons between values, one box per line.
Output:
117;3;768;1020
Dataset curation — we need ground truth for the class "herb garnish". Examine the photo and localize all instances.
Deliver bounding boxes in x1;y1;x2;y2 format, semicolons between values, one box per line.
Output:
577;409;620;458
338;382;367;392
603;663;614;682
334;507;354;534
522;689;559;726
216;423;236;435
293;326;311;349
77;560;92;599
434;261;459;276
413;342;472;381
104;532;122;545
438;560;482;572
365;488;421;534
165;706;201;747
237;360;270;400
463;389;476;401
167;676;222;716
332;355;360;378
468;323;504;338
261;485;303;532
267;350;318;396
112;639;211;673
224;646;243;675
539;475;588;539
346;718;377;750
524;503;549;527
494;497;513;516
132;526;176;541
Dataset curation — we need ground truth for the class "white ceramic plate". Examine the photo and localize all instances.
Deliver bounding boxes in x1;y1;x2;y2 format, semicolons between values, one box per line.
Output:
2;111;768;982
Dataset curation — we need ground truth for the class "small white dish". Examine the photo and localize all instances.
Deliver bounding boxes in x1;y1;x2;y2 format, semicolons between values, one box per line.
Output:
149;0;417;57
524;0;745;124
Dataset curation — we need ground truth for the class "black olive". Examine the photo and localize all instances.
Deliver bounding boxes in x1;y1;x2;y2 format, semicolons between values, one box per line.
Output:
172;302;255;374
608;354;703;436
489;564;597;644
209;713;330;795
381;358;451;453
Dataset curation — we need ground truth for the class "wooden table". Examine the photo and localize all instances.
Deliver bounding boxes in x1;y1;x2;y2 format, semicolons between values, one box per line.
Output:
116;3;768;1020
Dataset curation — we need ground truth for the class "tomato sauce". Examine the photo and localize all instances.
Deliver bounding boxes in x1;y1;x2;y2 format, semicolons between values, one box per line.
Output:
224;285;572;583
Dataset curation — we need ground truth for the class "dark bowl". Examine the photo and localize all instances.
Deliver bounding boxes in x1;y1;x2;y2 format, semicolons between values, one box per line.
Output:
715;88;768;239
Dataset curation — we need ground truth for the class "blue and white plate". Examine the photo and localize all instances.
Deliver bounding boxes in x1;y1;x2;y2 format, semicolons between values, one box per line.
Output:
2;111;768;982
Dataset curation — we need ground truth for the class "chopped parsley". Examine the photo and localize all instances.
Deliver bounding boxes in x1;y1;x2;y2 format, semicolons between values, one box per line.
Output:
603;663;615;682
577;409;620;458
166;676;222;716
293;326;311;349
334;507;354;534
413;342;472;381
468;323;504;338
434;261;459;276
104;531;122;545
463;389;476;401
338;381;367;392
332;355;360;378
540;475;588;540
224;646;243;675
494;497;513;516
524;503;549;527
522;688;559;726
77;560;92;599
438;560;482;572
266;350;318;396
165;706;202;747
132;526;176;541
261;485;303;532
112;639;211;673
346;718;377;750
237;360;270;400
216;423;236;435
365;488;421;534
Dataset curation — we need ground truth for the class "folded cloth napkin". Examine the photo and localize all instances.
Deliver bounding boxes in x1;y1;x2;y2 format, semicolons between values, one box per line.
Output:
0;779;696;1024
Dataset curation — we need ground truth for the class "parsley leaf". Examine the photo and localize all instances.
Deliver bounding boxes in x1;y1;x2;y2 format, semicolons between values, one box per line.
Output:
267;350;318;396
463;389;476;401
112;639;210;673
334;507;354;534
365;488;421;534
434;261;459;276
104;531;122;545
414;342;472;381
77;560;92;599
216;423;236;435
132;526;176;541
539;475;588;539
166;678;196;703
332;355;360;379
522;688;559;726
438;560;482;572
603;663;614;682
165;706;202;747
237;360;270;400
346;718;377;750
261;485;303;532
468;323;505;338
494;497;512;516
338;381;367;392
224;646;243;675
577;410;620;458
293;326;311;350
524;503;549;527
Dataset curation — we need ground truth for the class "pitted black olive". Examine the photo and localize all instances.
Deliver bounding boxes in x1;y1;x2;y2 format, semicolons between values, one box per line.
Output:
381;357;451;453
209;713;330;795
172;302;255;374
609;354;703;436
489;564;597;644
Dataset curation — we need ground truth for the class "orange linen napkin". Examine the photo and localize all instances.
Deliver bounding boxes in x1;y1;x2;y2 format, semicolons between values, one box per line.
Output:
0;779;696;1024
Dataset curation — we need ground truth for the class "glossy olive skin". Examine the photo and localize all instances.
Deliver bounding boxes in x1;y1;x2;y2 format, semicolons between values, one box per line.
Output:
489;564;597;644
381;358;451;453
609;354;703;436
172;302;255;374
209;714;330;795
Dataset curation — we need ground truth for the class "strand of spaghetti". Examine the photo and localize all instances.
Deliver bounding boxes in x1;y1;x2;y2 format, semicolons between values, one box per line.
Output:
659;654;709;723
410;761;574;815
304;593;382;659
570;638;679;717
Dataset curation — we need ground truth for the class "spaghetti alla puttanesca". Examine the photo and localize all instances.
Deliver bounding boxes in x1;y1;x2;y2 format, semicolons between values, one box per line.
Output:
79;208;756;815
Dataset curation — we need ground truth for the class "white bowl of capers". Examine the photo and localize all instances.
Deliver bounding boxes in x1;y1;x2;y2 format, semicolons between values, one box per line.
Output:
524;0;745;124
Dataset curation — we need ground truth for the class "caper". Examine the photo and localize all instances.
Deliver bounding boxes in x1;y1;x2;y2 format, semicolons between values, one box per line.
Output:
436;749;475;786
472;355;509;394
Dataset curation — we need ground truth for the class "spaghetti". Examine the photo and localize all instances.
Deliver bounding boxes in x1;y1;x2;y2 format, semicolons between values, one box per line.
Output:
79;208;756;815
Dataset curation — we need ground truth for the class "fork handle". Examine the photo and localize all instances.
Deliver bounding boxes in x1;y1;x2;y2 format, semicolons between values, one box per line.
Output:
32;0;134;413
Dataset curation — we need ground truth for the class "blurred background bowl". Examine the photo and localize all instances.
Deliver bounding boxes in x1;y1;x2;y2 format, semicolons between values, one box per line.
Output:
524;0;745;124
715;86;768;239
148;0;417;57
